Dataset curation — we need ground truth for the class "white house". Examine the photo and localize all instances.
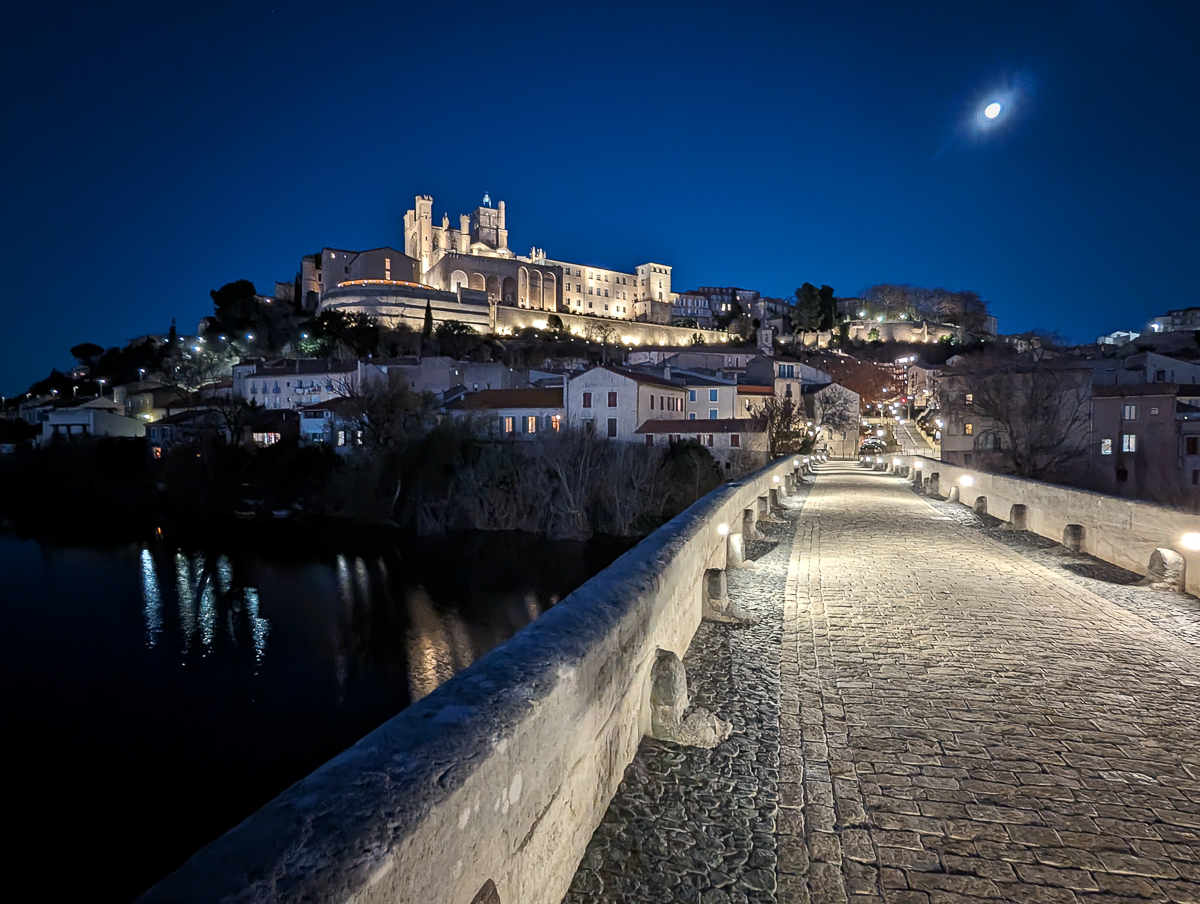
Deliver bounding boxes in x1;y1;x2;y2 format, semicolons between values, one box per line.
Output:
444;388;564;439
38;397;145;446
233;359;362;410
298;398;361;453
565;366;685;440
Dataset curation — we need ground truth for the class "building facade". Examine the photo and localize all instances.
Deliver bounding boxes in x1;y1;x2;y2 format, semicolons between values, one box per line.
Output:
1090;384;1200;504
564;366;685;440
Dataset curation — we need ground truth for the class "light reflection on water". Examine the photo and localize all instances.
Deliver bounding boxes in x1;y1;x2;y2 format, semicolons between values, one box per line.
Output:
147;549;273;663
140;549;161;648
0;528;633;901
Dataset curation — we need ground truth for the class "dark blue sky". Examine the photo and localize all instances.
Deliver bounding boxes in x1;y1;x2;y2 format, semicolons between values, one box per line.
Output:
3;0;1197;394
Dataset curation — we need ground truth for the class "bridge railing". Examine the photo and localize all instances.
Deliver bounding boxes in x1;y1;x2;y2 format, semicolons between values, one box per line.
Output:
890;454;1200;596
138;455;804;904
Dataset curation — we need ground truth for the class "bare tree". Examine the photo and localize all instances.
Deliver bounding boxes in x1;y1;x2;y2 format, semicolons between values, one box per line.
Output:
338;380;433;451
945;354;1092;480
754;395;806;455
813;383;859;433
584;321;621;364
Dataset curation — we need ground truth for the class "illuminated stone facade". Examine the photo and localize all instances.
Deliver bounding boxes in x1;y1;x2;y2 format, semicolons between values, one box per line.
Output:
403;194;674;323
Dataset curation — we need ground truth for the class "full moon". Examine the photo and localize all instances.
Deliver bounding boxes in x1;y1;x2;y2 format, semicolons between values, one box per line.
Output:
984;102;1002;119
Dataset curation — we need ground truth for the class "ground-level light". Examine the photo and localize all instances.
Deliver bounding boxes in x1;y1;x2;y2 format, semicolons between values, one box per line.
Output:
1182;532;1200;551
893;458;902;466
959;475;974;486
718;523;730;536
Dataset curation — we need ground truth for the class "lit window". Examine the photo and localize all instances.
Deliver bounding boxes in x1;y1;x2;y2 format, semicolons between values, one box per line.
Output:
525;416;537;434
551;415;561;432
965;393;973;404
503;416;515;434
965;423;973;435
1123;404;1137;420
1122;434;1137;452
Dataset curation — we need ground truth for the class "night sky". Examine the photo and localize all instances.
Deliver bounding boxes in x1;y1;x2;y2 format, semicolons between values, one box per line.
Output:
3;0;1197;394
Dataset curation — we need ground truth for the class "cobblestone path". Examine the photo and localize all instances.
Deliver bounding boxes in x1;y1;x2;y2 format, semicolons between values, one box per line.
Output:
567;463;1200;904
779;463;1200;904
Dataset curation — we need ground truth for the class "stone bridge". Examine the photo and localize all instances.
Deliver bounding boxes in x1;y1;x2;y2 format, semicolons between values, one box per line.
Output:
141;460;1200;904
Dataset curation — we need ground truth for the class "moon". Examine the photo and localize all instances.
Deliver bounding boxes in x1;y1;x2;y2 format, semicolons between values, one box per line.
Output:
984;102;1002;119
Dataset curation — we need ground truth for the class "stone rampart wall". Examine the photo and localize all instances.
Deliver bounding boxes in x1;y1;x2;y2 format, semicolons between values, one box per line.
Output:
139;457;799;904
899;455;1200;596
493;306;729;348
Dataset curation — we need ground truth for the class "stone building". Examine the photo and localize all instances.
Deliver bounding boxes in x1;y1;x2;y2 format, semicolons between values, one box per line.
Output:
1091;384;1200;504
564;366;685;440
444;388;565;440
402;194;674;323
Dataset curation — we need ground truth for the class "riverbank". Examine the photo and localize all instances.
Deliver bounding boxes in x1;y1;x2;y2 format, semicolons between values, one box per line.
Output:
0;428;730;543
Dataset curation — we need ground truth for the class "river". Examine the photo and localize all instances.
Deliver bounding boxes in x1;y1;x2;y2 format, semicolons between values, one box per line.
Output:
0;527;633;900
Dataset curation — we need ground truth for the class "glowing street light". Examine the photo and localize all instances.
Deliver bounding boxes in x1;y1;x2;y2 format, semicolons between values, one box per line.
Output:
1182;532;1200;551
717;523;730;537
959;475;974;486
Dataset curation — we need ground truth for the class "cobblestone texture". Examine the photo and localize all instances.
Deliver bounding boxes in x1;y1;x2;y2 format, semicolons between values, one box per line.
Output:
562;480;811;904
568;464;1200;904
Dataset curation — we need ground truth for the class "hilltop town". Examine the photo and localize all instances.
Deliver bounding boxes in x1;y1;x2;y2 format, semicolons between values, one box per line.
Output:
2;192;1195;531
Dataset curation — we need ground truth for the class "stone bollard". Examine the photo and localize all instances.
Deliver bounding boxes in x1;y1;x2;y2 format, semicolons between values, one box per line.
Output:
649;649;733;748
742;506;758;540
1062;524;1085;554
757;495;770;520
769;487;780;510
947;486;960;503
702;567;759;624
1143;548;1186;592
928;474;940;497
973;496;988;516
727;531;745;567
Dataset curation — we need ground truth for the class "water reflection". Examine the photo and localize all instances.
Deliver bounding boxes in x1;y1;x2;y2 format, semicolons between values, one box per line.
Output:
141;549;161;648
1;528;633;901
144;549;274;664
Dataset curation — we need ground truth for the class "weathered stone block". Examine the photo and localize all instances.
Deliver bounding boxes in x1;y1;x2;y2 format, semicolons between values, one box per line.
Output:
649;650;732;748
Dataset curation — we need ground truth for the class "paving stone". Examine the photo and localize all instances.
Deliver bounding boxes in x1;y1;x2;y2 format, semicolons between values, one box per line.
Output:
568;465;1200;904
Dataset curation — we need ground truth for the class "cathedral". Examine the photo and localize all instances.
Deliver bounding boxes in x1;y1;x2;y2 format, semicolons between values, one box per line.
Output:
305;193;676;335
402;194;674;324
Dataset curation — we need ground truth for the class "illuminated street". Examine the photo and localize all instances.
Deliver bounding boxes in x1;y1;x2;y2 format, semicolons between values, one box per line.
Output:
570;462;1200;904
777;463;1200;903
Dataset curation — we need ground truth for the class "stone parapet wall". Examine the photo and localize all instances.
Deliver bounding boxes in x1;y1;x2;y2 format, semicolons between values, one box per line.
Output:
138;458;799;904
899;455;1200;596
493;306;729;348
